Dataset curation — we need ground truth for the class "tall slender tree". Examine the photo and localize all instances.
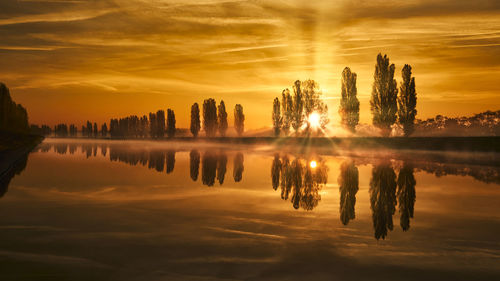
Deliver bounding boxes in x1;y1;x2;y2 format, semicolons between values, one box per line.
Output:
166;109;176;138
291;80;304;133
101;123;108;137
156;110;165;138
93;122;98;137
203;98;218;137
190;103;201;137
217;100;228;137
272;97;282;136
281;89;293;136
398;64;417;137
149;113;157;138
339;67;360;133
234;104;245;137
370;54;398;136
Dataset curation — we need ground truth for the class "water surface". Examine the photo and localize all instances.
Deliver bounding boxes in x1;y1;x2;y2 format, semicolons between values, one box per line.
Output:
1;139;499;280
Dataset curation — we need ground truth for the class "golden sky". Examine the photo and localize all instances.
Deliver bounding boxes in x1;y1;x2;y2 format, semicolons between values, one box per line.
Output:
1;0;499;129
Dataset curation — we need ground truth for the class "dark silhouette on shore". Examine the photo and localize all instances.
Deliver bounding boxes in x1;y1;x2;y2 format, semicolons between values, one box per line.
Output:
0;83;29;134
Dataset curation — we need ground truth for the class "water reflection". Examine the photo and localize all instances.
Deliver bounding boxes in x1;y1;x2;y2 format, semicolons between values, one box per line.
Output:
233;153;244;182
0;154;28;198
338;160;359;225
190;150;200;181
397;163;416;231
370;162;397;240
271;154;328;211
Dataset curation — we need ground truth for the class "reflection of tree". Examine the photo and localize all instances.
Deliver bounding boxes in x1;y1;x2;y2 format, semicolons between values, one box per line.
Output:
338;161;359;225
397;163;416;231
54;143;68;154
0;153;28;198
271;154;281;190
149;150;165;172
69;144;77;154
370;162;397;240
233;153;244;182
190;150;200;181
217;152;227;185
166;150;175;174
202;151;217;186
272;155;328;211
100;144;107;157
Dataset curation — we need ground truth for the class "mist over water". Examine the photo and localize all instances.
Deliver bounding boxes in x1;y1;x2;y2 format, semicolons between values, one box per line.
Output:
1;139;499;280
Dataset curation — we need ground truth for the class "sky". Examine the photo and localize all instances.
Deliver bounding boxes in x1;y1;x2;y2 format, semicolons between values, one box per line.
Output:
1;0;499;129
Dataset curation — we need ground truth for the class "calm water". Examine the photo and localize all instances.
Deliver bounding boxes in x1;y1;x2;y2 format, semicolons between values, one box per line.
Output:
1;139;499;280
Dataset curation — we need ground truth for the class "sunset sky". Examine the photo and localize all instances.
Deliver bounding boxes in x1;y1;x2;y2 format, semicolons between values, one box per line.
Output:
1;0;499;129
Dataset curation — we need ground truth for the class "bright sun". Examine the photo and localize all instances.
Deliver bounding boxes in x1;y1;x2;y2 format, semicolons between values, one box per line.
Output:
310;160;317;168
308;112;321;129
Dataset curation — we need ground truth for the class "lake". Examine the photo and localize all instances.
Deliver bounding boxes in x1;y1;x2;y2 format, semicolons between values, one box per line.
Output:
1;138;499;280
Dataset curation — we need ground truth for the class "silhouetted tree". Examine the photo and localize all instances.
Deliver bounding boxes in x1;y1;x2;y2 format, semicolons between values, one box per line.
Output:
149;113;157;138
167;109;176;138
93;122;98;137
101;123;108;137
202;151;217;186
203;98;218;137
370;54;398;136
234;104;245;137
397;163;416;231
0;83;29;133
54;124;69;137
291;80;304;133
140;115;148;137
281;89;293;135
156;110;165;138
190;103;201;138
218;100;228;137
69;124;78;137
339;67;360;133
216;152;227;184
338;161;359;225
190;150;200;181
272;98;282;136
271;154;281;190
233;152;244;182
86;121;92;137
166;150;175;173
370;162;397;240
398;64;417;137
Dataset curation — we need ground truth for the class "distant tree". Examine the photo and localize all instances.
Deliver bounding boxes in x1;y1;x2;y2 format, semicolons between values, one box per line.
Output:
291;80;304;133
234;104;245;137
156;110;165;138
203;98;218;137
149;113;157;138
398;64;417;137
166;109;176;138
140;115;149;137
370;54;398;136
101;123;108;137
190;103;201;137
217;100;228;137
86;121;92;137
339;67;360;133
272;97;282;136
281;89;293;135
69;124;77;137
93;122;98;137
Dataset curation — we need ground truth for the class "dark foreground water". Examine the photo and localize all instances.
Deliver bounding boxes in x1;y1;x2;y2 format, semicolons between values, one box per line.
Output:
0;139;499;281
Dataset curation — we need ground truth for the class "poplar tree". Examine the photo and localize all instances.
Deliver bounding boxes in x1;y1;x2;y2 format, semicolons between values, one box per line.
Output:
272;97;282;136
370;54;398;136
398;64;417;137
281;89;293;135
217;100;228;137
203;98;218;137
166;109;176;138
234;104;245;137
190;103;201;137
339;67;360;133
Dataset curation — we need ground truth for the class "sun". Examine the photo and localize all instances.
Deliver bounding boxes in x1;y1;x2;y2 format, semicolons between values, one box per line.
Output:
310;160;317;168
308;112;321;129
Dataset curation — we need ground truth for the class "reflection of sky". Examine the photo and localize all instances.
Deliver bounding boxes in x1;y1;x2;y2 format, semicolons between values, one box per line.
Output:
2;140;499;279
1;0;499;129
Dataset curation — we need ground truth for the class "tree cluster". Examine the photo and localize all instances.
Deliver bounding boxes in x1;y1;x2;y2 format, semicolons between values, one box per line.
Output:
272;80;329;136
192;99;243;137
0;83;29;133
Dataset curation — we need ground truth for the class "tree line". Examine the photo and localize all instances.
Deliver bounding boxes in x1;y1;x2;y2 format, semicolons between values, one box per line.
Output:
46;99;244;139
0;83;29;134
272;53;418;137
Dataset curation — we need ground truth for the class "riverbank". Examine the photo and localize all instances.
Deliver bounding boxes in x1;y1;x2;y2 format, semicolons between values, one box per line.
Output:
48;136;500;153
0;131;43;176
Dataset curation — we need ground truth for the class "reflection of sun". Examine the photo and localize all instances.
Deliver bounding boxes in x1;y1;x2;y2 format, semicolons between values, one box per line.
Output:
308;112;321;129
310;160;317;168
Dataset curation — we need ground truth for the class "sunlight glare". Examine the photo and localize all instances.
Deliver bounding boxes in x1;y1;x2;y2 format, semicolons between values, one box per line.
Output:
310;160;317;169
308;112;321;129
